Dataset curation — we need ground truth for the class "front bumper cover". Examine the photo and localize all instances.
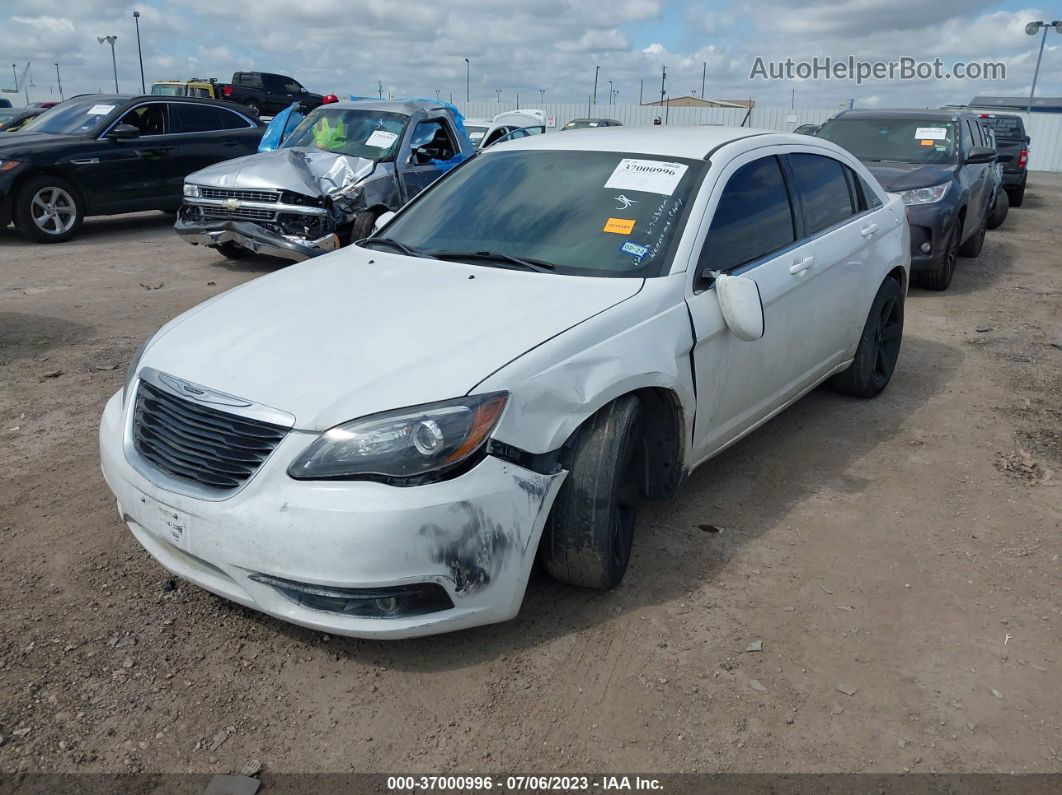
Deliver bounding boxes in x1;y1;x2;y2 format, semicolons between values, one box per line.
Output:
174;215;339;262
99;391;566;639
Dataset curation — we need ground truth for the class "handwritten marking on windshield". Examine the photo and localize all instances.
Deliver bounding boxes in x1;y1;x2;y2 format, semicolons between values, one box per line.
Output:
614;194;638;210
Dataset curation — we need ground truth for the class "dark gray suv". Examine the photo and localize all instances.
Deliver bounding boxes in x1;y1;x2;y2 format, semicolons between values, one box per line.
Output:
817;109;1008;291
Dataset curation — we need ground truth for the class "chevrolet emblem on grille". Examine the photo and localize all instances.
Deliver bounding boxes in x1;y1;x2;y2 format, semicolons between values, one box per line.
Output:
222;198;241;210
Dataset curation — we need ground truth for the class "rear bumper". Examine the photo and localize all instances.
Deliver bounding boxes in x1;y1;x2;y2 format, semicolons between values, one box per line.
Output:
174;215;338;262
1002;171;1026;189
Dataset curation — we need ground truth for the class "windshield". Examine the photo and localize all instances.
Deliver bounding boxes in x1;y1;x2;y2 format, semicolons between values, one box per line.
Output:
151;84;186;96
374;149;704;278
21;97;122;135
282;107;408;159
818;118;957;164
563;120;599;130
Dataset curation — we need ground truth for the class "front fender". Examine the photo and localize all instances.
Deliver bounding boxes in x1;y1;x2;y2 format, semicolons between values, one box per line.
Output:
477;275;696;462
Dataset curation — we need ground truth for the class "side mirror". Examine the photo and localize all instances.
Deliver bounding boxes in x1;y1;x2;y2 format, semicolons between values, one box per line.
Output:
964;146;996;164
373;211;396;233
107;123;140;140
715;273;765;342
996;152;1014;164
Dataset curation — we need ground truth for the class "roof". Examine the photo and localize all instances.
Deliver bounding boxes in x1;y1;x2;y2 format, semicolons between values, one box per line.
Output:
565;117;621;123
487;125;792;159
833;108;972;122
330;98;448;115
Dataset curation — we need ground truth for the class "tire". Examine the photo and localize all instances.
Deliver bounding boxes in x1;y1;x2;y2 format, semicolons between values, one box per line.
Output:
988;189;1008;230
13;175;84;243
913;222;959;291
214;241;253;259
541;396;643;590
1007;184;1025;207
349;208;382;242
958;209;987;258
831;277;905;398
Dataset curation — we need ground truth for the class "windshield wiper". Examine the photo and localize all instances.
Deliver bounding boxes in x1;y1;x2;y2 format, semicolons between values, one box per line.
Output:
359;237;435;259
429;250;556;273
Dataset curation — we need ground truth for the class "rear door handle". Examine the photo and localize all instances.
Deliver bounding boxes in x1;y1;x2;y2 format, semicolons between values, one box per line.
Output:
790;256;815;275
222;139;241;147
860;223;879;237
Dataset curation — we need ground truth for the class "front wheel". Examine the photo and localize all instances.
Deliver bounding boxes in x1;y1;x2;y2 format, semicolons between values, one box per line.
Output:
541;396;643;590
13;175;84;243
831;277;904;398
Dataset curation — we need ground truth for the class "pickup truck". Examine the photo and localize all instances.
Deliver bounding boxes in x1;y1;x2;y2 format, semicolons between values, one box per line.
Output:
218;72;323;118
974;112;1029;206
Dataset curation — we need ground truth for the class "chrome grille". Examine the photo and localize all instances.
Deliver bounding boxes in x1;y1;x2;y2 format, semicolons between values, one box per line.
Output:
200;187;279;203
133;381;288;491
202;206;276;221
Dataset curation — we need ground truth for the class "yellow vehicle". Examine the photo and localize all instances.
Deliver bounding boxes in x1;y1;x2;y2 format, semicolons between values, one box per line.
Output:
150;79;219;99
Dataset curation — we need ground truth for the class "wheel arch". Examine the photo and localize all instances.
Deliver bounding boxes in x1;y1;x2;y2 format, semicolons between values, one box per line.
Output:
10;165;89;212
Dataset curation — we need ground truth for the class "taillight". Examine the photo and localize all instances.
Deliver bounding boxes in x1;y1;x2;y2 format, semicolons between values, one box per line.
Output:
1018;148;1028;168
222;84;233;97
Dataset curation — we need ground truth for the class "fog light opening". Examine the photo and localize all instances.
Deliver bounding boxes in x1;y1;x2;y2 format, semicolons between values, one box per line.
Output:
920;242;932;254
248;573;453;619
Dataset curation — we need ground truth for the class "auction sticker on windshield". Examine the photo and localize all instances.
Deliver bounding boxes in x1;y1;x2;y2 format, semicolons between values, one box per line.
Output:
603;218;636;234
605;158;689;195
914;127;947;140
87;104;116;115
366;130;399;147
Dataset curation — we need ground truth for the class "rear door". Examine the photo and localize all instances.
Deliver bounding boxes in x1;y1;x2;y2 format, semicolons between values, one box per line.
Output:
685;149;825;461
171;102;261;179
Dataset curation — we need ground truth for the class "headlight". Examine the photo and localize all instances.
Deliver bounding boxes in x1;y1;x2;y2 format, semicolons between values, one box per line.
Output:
183;183;200;198
900;182;949;205
122;337;151;405
288;392;508;482
0;160;21;173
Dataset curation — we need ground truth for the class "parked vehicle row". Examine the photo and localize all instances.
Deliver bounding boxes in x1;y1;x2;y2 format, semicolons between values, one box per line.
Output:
816;108;1012;290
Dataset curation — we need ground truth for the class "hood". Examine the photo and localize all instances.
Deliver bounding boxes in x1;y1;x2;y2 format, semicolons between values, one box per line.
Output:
864;162;958;192
142;248;643;430
0;132;80;157
186;147;375;197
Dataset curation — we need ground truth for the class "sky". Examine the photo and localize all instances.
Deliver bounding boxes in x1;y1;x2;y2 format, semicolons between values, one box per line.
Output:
1;0;1060;110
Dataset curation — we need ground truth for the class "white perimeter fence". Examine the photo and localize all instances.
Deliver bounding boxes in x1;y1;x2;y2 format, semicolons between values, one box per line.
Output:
455;101;1062;173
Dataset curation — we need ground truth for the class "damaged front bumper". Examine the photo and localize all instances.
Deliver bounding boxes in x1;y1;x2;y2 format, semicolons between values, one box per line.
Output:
99;392;566;639
175;201;339;262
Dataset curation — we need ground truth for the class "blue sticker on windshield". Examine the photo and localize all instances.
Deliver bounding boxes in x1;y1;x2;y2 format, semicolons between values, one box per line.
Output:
620;241;650;259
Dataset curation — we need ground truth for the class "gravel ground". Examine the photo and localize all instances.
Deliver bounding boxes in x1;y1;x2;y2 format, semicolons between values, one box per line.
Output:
0;176;1059;779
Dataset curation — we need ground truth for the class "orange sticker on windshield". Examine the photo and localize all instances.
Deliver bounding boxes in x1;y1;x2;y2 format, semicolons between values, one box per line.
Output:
919;139;934;146
603;218;636;234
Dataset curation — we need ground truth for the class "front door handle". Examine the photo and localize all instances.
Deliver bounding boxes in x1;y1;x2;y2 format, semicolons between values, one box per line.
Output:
790;256;815;275
860;223;879;237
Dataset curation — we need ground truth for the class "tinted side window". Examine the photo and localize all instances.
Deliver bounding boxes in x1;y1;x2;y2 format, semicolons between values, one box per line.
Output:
789;153;856;235
217;108;251;129
174;103;224;133
858;174;883;209
236;73;263;89
700;155;795;272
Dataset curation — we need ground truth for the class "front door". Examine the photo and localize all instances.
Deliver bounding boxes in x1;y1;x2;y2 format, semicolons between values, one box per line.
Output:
685;149;823;463
396;117;460;202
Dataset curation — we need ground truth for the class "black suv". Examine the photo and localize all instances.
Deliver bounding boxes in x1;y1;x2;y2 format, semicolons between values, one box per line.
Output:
817;109;1006;291
0;94;264;243
973;112;1029;206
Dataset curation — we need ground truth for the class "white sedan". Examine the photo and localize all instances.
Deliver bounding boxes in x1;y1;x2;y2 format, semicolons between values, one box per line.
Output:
99;127;910;639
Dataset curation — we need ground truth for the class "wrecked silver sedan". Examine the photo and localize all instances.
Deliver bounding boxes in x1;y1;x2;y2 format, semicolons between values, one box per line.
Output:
175;100;474;261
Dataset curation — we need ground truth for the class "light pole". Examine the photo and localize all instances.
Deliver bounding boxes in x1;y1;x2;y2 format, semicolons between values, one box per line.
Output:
97;36;118;92
495;88;501;103
608;80;613;105
54;63;63;100
659;64;667;104
539;88;545;103
133;11;145;94
701;61;706;100
593;65;599;104
1025;20;1062;112
464;58;469;103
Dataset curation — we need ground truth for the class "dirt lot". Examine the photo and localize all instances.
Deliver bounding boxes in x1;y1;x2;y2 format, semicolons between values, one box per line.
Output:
1;176;1060;778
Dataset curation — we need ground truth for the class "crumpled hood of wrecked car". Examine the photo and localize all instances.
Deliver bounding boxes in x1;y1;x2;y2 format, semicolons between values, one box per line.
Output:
186;147;375;196
141;249;644;430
